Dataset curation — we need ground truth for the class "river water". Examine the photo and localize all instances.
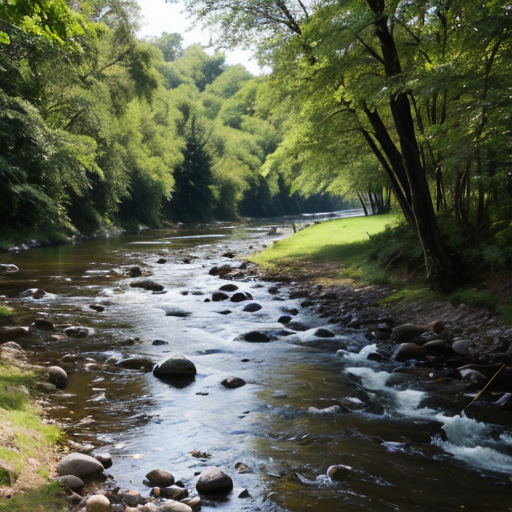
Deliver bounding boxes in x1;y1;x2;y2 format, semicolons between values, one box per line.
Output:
1;213;512;512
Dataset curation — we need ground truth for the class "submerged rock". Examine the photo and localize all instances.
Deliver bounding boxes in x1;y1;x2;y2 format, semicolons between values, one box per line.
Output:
118;357;154;372
64;326;89;338
0;326;30;341
164;307;192;318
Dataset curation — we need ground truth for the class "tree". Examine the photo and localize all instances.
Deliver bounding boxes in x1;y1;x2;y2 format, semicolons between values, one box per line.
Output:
174;0;466;291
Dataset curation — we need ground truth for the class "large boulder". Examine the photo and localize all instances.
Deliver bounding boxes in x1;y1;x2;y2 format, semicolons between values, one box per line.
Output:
153;354;196;379
196;467;233;495
57;453;104;478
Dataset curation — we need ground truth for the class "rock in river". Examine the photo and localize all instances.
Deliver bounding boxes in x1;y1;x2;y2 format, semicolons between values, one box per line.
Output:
153;354;197;379
118;357;154;372
196;467;233;495
236;331;277;343
57;453;104;478
243;302;262;313
221;376;246;389
48;366;68;389
145;468;175;487
130;279;164;292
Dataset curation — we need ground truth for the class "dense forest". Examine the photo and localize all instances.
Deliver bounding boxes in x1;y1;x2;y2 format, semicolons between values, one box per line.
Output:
0;0;347;243
2;0;512;291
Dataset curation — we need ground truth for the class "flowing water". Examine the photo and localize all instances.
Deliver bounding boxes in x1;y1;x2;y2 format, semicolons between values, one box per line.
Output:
1;213;512;512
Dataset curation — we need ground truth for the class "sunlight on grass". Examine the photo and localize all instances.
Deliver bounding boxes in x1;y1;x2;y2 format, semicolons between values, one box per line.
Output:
251;214;395;269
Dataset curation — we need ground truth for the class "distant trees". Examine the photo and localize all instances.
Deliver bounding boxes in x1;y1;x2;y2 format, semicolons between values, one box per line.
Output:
0;0;353;243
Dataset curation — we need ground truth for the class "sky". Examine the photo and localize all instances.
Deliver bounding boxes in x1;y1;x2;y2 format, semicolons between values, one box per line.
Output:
135;0;264;75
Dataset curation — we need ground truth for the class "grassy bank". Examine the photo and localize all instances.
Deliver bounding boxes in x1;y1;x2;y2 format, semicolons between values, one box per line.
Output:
0;358;65;511
251;214;512;322
251;213;396;283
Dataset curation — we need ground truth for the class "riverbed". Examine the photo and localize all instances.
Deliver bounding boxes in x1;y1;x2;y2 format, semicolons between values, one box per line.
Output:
1;214;512;512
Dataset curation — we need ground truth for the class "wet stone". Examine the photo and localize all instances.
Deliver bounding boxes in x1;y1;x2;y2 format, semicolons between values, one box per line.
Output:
164;307;192;318
237;331;277;343
48;366;68;389
89;304;105;312
219;283;238;292
314;327;335;338
221;376;246;389
129;279;164;292
64;326;89;338
145;468;175;487
287;321;310;332
230;292;251;303
243;302;262;313
118;357;154;372
32;318;55;331
278;315;292;324
212;292;229;302
94;453;112;469
196;467;233;495
153;354;197;379
152;339;169;346
129;267;142;278
327;464;354;481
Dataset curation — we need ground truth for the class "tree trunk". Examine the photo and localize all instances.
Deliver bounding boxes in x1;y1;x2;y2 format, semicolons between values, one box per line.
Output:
367;0;459;291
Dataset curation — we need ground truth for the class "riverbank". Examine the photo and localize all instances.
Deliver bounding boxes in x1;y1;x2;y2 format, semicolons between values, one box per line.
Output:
250;214;512;381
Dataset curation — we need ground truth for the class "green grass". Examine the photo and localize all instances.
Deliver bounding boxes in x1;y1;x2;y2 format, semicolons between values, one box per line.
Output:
0;361;63;508
251;214;396;272
0;483;67;512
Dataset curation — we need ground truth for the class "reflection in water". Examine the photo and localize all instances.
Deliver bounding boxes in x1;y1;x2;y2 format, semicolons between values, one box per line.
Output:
1;215;512;512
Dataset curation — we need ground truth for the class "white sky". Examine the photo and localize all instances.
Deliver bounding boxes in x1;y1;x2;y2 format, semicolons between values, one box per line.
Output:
136;0;264;75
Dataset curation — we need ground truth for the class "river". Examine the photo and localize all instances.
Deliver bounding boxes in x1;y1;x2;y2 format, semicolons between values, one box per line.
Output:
1;212;512;512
